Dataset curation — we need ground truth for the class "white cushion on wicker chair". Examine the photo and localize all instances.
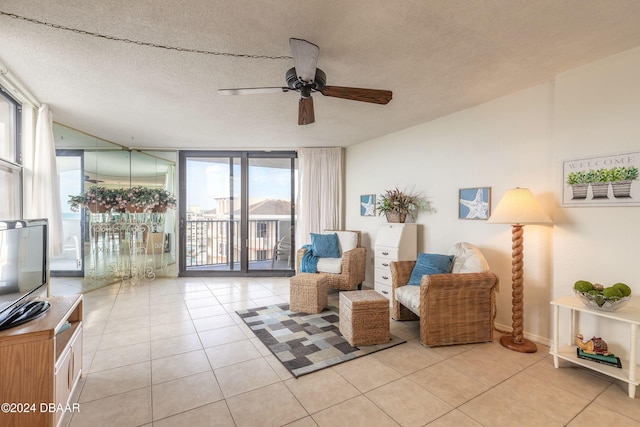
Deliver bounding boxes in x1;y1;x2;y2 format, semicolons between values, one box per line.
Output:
315;231;359;274
326;230;358;253
448;242;490;273
317;257;342;274
395;286;421;316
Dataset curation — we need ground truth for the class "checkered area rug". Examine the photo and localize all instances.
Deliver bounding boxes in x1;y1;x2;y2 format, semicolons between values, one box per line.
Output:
236;303;406;377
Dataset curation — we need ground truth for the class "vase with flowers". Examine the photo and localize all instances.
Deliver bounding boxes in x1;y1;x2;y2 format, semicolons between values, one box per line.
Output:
376;187;423;223
124;186;151;213
148;188;177;213
68;186;116;213
69;186;177;214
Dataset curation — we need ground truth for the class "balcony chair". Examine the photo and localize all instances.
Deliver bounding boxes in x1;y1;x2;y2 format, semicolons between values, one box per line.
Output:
391;242;499;347
62;235;81;262
296;230;366;291
271;235;292;268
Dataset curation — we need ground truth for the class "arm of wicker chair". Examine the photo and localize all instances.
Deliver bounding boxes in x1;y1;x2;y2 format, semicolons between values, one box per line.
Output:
337;246;366;289
390;260;419;321
419;272;499;346
390;261;415;288
295;247;308;273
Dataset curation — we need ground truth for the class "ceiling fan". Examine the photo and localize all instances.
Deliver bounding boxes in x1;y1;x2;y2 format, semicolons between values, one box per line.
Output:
217;38;393;125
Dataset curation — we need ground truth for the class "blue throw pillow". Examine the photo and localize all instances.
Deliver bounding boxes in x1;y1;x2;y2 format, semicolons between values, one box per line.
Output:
407;253;455;285
310;233;341;258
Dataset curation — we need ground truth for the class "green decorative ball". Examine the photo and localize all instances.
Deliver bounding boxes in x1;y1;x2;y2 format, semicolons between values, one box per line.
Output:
613;282;632;297
602;287;623;299
574;280;594;293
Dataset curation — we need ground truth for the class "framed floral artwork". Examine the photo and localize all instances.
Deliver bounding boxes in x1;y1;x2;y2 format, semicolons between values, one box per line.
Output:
459;187;491;220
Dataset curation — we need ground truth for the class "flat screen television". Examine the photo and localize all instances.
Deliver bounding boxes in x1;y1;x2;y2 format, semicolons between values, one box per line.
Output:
0;218;50;330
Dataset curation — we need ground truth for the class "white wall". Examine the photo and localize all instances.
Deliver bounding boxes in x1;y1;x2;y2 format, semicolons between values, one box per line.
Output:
345;47;640;347
550;47;640;357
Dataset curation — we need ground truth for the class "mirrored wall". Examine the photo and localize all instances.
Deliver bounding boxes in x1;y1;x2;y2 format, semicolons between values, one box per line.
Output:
52;123;177;288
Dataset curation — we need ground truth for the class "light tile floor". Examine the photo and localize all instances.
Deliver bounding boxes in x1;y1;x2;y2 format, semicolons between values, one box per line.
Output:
49;276;640;427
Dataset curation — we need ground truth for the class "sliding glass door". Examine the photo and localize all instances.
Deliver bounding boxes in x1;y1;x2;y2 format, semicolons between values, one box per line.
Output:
179;151;296;276
247;155;296;272
51;150;84;276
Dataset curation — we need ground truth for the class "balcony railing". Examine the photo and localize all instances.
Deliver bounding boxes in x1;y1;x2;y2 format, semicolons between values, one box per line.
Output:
185;219;291;269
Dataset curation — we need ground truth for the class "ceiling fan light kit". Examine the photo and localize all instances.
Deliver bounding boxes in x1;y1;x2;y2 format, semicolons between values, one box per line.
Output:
218;38;392;125
285;67;326;92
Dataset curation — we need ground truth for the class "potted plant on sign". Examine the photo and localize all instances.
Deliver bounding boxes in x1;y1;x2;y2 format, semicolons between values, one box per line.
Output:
611;166;639;198
588;168;611;199
376;187;423;223
566;170;589;200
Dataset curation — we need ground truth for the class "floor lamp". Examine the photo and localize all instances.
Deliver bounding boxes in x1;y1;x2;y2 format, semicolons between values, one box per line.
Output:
488;187;552;353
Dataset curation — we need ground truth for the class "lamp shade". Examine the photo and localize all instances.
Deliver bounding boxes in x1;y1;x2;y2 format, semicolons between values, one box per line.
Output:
488;187;552;225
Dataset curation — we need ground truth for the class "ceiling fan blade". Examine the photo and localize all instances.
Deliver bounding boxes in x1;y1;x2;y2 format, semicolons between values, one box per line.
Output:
289;38;319;83
217;87;290;95
298;96;315;125
321;86;392;104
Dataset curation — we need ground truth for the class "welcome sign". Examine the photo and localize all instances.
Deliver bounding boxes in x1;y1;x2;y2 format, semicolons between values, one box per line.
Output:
562;151;640;207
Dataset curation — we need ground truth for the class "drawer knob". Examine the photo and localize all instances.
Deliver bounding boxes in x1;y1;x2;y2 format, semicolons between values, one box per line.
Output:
382;275;389;280
382;290;388;295
382;263;389;267
382;251;389;256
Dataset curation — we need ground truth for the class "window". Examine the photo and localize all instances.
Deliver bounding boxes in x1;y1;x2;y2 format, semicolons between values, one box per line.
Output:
0;87;22;219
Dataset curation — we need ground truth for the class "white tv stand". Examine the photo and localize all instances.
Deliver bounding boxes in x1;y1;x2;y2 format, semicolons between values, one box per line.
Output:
550;295;639;398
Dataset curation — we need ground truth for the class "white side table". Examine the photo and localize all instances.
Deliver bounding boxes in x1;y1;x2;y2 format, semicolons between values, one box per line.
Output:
550;296;640;398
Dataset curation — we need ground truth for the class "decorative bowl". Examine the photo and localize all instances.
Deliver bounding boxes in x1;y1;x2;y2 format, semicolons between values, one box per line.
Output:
573;289;631;311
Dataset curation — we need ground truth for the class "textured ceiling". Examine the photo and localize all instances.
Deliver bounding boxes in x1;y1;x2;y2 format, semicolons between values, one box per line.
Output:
1;1;640;150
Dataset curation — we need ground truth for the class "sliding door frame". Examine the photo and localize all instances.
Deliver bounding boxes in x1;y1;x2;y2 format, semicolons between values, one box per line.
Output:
178;150;296;277
51;149;85;277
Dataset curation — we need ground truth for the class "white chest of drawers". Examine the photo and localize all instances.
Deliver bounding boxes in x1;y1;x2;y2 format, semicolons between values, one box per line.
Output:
374;223;417;304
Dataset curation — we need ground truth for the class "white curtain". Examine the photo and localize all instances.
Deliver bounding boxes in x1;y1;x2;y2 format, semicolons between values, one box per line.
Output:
296;147;343;250
30;104;64;255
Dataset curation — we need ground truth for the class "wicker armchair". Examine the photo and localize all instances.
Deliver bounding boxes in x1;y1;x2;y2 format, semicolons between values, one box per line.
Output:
296;230;366;291
391;260;498;347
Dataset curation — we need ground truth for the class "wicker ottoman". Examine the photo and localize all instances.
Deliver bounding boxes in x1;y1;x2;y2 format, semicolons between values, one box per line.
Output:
339;290;390;346
290;273;329;314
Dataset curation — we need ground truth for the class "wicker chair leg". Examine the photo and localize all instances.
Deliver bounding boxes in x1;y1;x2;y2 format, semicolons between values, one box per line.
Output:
357;283;362;290
392;302;419;321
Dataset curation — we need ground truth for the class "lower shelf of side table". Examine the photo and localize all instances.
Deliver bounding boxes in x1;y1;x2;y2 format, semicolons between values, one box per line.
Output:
552;345;639;386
